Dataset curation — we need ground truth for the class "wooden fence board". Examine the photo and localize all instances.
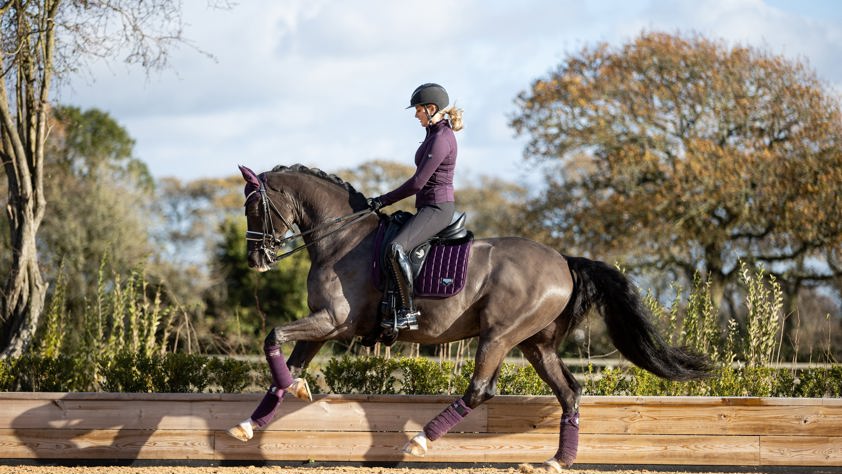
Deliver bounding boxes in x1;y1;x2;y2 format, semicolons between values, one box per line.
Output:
261;398;488;433
1;393;841;466
0;429;214;460
490;403;842;436
4;396;488;434
216;431;554;463
761;436;842;466
577;434;760;466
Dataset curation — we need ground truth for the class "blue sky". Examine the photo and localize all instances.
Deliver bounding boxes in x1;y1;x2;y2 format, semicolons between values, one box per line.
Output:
58;0;842;188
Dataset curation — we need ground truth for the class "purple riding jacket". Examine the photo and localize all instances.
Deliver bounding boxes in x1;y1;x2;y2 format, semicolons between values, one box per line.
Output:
377;120;457;208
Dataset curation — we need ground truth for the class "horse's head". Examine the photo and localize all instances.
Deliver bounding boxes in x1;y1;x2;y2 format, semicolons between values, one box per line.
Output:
239;165;296;272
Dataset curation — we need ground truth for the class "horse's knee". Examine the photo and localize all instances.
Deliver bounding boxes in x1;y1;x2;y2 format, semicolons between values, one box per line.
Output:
264;328;282;347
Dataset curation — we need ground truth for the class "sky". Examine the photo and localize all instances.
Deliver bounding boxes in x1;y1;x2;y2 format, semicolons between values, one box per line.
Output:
57;0;842;188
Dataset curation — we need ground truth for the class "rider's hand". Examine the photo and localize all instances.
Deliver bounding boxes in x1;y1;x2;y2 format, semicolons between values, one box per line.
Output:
367;197;384;211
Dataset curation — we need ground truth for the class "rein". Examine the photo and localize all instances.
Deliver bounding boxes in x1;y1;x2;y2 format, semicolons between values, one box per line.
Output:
245;181;373;264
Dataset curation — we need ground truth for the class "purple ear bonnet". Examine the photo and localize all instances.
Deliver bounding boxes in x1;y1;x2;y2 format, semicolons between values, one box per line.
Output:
239;165;263;199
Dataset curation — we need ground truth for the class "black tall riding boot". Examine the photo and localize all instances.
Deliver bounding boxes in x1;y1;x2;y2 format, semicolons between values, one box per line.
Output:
383;243;420;330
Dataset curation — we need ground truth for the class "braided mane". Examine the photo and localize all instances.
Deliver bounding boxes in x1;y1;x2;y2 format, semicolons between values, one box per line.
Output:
270;164;368;205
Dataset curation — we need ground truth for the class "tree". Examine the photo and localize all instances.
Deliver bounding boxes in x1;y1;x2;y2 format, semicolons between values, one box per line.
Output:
206;217;310;354
154;174;251;352
336;159;529;238
455;174;528;239
511;31;842;312
1;1;199;357
155;173;313;354
40;106;155;318
154;175;244;271
335;160;418;213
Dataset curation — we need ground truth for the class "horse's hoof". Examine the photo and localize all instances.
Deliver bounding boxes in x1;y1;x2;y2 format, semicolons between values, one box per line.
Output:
402;432;428;457
288;377;312;402
542;458;563;473
226;420;254;442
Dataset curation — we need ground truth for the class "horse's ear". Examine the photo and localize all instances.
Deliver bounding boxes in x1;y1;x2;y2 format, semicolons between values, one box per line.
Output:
238;165;261;187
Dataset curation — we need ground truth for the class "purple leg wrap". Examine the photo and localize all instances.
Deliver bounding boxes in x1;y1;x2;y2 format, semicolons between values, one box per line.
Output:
264;343;294;389
554;411;580;467
423;398;472;441
250;385;284;427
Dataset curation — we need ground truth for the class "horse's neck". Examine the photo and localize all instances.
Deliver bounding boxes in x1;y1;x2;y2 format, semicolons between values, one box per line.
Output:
289;180;375;263
300;210;378;265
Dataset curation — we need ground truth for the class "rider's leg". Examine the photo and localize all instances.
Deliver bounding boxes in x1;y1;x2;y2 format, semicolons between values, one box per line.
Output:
386;242;420;330
385;202;454;330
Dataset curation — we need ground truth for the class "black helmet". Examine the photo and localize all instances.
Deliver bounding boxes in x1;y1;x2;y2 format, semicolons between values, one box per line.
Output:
408;83;449;113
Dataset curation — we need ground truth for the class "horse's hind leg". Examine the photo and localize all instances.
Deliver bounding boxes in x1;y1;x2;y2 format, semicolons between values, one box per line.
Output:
519;336;582;472
403;336;508;456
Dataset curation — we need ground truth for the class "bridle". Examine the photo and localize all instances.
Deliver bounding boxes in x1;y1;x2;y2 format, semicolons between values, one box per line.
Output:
244;179;373;265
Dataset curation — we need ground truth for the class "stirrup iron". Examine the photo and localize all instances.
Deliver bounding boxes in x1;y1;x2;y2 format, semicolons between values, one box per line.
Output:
395;309;420;330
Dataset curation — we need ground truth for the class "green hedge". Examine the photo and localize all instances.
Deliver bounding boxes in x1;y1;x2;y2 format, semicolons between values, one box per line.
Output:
2;353;840;397
0;353;269;393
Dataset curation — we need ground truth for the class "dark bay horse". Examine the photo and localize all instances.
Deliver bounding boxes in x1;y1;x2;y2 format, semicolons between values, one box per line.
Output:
231;164;710;472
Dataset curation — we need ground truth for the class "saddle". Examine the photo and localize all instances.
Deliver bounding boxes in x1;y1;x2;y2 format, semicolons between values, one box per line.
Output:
364;211;473;347
371;211;473;297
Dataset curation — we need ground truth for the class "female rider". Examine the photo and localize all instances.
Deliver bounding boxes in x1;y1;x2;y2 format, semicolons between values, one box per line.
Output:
367;83;464;331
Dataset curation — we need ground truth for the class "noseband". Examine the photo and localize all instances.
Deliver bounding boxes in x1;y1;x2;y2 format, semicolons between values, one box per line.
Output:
244;180;372;265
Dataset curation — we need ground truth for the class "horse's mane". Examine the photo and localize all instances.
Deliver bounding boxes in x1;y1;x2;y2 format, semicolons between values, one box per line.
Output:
270;164;368;205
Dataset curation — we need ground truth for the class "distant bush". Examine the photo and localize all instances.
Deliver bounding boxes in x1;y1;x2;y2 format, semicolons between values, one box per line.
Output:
321;356;841;397
323;355;400;394
1;352;840;397
0;353;263;393
4;257;839;397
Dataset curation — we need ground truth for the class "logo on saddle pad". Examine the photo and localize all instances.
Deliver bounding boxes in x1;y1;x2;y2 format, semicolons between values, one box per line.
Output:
372;213;473;298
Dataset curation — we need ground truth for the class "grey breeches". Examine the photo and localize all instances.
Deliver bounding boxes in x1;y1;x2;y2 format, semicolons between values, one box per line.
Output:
390;202;455;251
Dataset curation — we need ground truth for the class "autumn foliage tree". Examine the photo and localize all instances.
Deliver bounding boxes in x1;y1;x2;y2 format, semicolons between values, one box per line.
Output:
511;31;842;312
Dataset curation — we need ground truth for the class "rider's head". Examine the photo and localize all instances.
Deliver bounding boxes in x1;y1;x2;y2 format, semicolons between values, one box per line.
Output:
408;83;463;131
409;83;449;115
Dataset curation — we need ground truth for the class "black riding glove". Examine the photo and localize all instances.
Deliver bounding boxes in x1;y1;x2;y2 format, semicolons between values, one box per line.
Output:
367;197;384;211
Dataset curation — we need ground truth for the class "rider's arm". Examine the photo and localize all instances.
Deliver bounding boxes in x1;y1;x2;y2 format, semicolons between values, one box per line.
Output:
377;135;451;207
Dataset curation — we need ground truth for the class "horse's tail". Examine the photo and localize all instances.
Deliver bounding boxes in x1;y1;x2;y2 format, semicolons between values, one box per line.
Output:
565;256;712;381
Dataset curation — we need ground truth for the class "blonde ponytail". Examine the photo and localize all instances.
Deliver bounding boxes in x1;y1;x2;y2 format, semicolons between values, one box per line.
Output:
443;105;464;131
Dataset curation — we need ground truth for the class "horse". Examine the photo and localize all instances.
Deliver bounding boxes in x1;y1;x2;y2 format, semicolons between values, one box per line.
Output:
228;164;711;472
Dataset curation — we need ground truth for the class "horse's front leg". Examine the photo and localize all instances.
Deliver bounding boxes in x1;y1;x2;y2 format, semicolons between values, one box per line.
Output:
227;309;345;442
265;307;350;344
260;306;350;395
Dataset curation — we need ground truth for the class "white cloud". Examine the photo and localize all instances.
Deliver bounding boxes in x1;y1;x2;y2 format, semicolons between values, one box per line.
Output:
57;0;842;184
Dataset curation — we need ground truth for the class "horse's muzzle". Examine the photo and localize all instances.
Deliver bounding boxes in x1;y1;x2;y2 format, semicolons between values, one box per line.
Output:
248;251;272;272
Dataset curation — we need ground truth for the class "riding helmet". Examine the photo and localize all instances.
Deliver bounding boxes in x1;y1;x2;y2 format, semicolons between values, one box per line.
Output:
408;83;449;113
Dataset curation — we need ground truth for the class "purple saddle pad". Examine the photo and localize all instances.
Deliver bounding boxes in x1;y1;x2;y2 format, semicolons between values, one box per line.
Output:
414;239;472;298
371;219;473;298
